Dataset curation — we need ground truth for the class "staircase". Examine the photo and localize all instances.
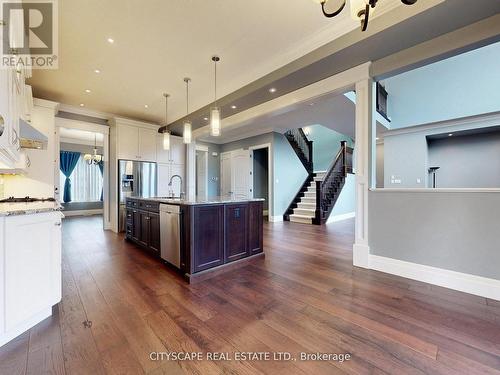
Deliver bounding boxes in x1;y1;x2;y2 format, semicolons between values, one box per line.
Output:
283;129;354;225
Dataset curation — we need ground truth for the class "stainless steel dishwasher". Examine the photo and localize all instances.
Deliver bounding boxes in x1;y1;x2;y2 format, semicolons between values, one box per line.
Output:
159;204;181;268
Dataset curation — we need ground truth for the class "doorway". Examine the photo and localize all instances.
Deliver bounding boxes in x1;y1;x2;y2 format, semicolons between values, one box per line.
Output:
220;149;251;199
251;148;269;216
55;118;110;230
195;146;208;200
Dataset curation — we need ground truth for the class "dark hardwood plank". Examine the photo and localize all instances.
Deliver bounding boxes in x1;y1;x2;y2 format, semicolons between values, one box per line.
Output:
0;332;30;375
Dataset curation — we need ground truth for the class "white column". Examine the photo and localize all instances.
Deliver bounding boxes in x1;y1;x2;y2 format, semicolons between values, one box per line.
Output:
185;141;196;201
353;78;375;268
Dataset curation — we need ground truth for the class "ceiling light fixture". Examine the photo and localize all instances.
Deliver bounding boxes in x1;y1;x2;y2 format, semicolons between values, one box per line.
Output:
231;105;237;109
107;38;114;44
85;89;91;93
448;133;453;137
183;78;192;144
83;134;103;165
79;103;85;107
144;104;149;109
269;87;277;93
204;117;208;121
210;56;221;137
94;69;101;74
162;93;171;150
317;0;418;32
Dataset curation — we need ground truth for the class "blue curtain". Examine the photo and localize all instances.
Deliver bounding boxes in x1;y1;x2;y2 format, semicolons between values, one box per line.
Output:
98;161;104;201
60;151;81;203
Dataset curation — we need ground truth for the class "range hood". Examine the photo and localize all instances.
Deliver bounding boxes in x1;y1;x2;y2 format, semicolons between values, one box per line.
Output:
19;118;48;150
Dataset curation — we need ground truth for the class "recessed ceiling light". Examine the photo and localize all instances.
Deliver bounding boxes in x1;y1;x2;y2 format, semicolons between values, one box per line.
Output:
231;105;237;109
269;87;277;93
144;104;149;109
94;69;101;74
448;133;453;137
309;103;315;106
79;103;85;107
203;117;208;121
375;137;380;140
85;89;91;93
107;38;114;44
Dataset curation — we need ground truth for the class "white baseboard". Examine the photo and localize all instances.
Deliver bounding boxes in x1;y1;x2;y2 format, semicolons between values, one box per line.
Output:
369;255;500;301
62;209;103;217
269;215;283;222
327;211;355;223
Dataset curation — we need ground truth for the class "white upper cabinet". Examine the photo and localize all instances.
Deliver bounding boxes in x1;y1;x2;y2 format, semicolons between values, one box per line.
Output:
170;136;185;165
138;128;157;162
117;124;139;160
156;134;185;165
114;120;159;162
0;69;22;166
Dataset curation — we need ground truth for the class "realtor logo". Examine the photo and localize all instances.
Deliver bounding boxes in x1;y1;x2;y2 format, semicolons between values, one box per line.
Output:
1;0;58;69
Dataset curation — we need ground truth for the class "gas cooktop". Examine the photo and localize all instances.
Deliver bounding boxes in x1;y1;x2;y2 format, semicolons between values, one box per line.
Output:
0;196;56;203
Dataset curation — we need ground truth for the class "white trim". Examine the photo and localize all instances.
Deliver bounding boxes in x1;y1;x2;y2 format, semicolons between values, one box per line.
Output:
327;211;355;223
369;255;500;301
110;117;160;131
0;307;52;347
269;215;283;223
195;144;209;152
62;209;103;217
55;117;110;135
33;98;59;113
383;111;500;138
249;143;274;219
370;188;500;193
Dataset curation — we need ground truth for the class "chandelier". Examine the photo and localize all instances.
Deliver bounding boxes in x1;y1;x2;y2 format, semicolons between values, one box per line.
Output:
83;134;102;165
318;0;417;32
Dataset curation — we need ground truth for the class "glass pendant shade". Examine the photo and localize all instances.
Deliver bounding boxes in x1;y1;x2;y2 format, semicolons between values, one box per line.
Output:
163;131;170;150
210;107;221;137
183;121;192;144
83;153;92;162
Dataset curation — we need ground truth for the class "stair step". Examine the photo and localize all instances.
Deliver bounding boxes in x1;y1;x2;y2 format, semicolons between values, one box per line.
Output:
298;202;316;209
301;197;315;204
293;208;315;216
303;191;316;198
289;214;313;224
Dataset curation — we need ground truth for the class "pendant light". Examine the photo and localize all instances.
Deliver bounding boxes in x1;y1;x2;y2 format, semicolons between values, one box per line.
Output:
83;134;103;165
162;93;171;150
210;56;221;137
183;77;192;144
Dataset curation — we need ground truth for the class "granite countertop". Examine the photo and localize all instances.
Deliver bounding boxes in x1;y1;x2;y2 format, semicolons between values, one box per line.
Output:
0;201;63;216
130;196;265;206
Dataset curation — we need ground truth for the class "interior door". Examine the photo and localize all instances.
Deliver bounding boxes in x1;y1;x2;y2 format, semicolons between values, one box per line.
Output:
220;152;232;196
231;149;250;199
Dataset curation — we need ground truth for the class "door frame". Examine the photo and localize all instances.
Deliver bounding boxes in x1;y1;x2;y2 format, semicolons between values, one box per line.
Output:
249;143;272;217
54;117;111;230
195;144;209;200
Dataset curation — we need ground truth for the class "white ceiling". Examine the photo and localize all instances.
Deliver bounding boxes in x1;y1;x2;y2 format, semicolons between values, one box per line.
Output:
59;128;104;145
28;0;404;125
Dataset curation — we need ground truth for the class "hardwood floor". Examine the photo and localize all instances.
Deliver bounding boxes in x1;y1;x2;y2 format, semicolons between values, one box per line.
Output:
2;216;500;374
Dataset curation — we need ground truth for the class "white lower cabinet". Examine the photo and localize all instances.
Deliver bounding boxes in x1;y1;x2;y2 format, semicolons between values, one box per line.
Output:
157;163;185;198
0;211;63;347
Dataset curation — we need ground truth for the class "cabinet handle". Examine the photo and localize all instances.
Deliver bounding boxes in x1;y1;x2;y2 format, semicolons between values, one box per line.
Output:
26;155;31;168
11;128;19;146
54;222;61;226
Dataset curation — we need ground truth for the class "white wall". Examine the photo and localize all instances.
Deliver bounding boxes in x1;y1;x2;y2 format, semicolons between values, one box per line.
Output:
3;100;58;197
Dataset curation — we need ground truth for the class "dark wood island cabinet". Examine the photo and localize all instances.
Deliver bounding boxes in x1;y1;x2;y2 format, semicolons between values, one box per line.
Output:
125;197;264;282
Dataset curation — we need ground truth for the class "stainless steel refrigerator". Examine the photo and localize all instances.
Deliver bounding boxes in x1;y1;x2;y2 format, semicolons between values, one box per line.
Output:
118;160;157;232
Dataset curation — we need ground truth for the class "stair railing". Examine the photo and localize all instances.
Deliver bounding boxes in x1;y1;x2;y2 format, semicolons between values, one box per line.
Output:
313;141;354;224
284;128;313;173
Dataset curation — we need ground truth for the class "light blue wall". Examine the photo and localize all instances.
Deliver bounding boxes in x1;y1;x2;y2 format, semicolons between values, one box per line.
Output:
273;132;308;217
384;42;500;129
305;124;353;172
330;174;355;217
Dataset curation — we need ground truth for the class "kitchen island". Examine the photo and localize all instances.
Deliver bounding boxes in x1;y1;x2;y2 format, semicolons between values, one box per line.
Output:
125;197;264;282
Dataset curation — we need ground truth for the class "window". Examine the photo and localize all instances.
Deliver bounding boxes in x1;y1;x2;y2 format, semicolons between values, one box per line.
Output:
60;155;103;202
